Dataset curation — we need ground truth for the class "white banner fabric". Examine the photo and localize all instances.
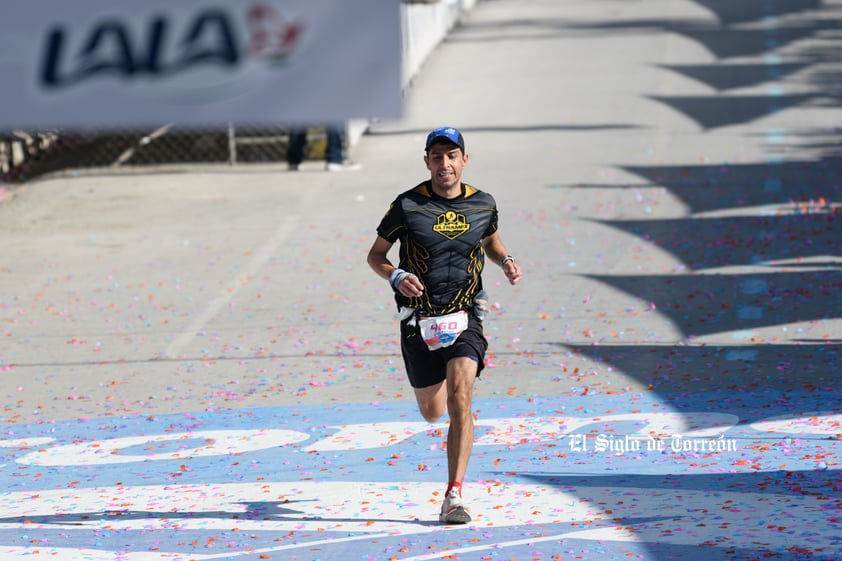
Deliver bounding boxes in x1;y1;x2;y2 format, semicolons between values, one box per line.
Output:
0;1;402;130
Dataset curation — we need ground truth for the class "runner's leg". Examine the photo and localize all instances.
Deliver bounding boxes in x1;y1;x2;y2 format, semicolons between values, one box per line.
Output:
413;381;446;423
445;356;477;484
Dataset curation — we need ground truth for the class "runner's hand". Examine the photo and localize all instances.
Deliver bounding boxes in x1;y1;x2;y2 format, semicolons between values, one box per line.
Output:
503;261;522;285
398;274;425;297
389;268;425;297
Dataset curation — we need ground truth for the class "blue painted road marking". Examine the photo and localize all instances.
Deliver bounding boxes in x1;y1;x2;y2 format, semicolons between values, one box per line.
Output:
0;390;839;560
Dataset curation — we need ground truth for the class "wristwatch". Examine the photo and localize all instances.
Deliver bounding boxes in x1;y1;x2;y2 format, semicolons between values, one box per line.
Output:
501;255;515;266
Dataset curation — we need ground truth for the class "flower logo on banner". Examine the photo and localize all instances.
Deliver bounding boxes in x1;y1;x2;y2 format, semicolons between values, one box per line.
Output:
247;3;306;65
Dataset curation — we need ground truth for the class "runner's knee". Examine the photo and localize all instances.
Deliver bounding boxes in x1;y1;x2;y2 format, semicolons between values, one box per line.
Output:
447;389;472;418
419;401;445;423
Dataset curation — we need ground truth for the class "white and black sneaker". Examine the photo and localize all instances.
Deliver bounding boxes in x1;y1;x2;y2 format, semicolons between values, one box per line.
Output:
326;160;361;172
439;488;471;524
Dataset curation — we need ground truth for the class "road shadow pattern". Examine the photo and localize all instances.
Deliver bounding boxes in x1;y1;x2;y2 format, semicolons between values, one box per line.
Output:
548;1;840;559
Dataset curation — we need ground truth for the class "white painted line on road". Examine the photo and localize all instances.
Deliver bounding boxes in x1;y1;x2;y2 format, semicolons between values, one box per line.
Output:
162;192;311;359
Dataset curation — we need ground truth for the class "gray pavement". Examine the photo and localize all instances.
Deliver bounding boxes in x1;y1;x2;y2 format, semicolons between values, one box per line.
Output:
1;0;840;421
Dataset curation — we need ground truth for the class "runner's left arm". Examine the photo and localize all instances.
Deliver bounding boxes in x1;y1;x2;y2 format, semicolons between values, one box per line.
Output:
482;232;522;285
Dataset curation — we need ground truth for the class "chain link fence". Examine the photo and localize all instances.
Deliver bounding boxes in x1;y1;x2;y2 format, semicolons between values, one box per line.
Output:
0;125;335;184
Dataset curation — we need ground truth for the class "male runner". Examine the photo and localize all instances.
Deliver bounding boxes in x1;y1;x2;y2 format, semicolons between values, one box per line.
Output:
367;126;522;524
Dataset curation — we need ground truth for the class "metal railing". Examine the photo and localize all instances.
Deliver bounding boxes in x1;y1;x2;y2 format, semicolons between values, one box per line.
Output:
1;125;338;183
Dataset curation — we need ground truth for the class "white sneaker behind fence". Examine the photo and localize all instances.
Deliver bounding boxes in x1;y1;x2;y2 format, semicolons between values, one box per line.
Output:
326;161;362;172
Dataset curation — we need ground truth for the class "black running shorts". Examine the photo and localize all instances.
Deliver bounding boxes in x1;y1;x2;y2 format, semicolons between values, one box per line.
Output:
400;312;488;389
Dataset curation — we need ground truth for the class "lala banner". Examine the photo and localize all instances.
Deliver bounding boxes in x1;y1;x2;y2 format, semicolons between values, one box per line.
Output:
0;0;402;130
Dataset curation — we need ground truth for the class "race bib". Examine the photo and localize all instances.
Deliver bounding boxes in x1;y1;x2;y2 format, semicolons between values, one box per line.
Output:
418;311;469;351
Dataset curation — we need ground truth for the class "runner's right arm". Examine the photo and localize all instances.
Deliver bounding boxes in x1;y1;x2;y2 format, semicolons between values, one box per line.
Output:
367;236;425;297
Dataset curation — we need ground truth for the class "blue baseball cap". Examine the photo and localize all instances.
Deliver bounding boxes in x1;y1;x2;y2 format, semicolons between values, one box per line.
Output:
425;126;465;152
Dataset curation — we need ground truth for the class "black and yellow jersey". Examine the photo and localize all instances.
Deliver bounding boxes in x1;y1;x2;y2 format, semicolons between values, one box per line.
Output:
377;181;499;315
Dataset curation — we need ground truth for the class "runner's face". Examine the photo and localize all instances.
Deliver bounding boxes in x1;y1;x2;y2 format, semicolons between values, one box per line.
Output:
425;142;467;193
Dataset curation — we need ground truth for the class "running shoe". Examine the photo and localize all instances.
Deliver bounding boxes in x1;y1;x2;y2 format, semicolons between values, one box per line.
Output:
439;488;471;524
326;160;361;172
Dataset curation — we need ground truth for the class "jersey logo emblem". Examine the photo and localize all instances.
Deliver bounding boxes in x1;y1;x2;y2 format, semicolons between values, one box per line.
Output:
433;211;471;239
